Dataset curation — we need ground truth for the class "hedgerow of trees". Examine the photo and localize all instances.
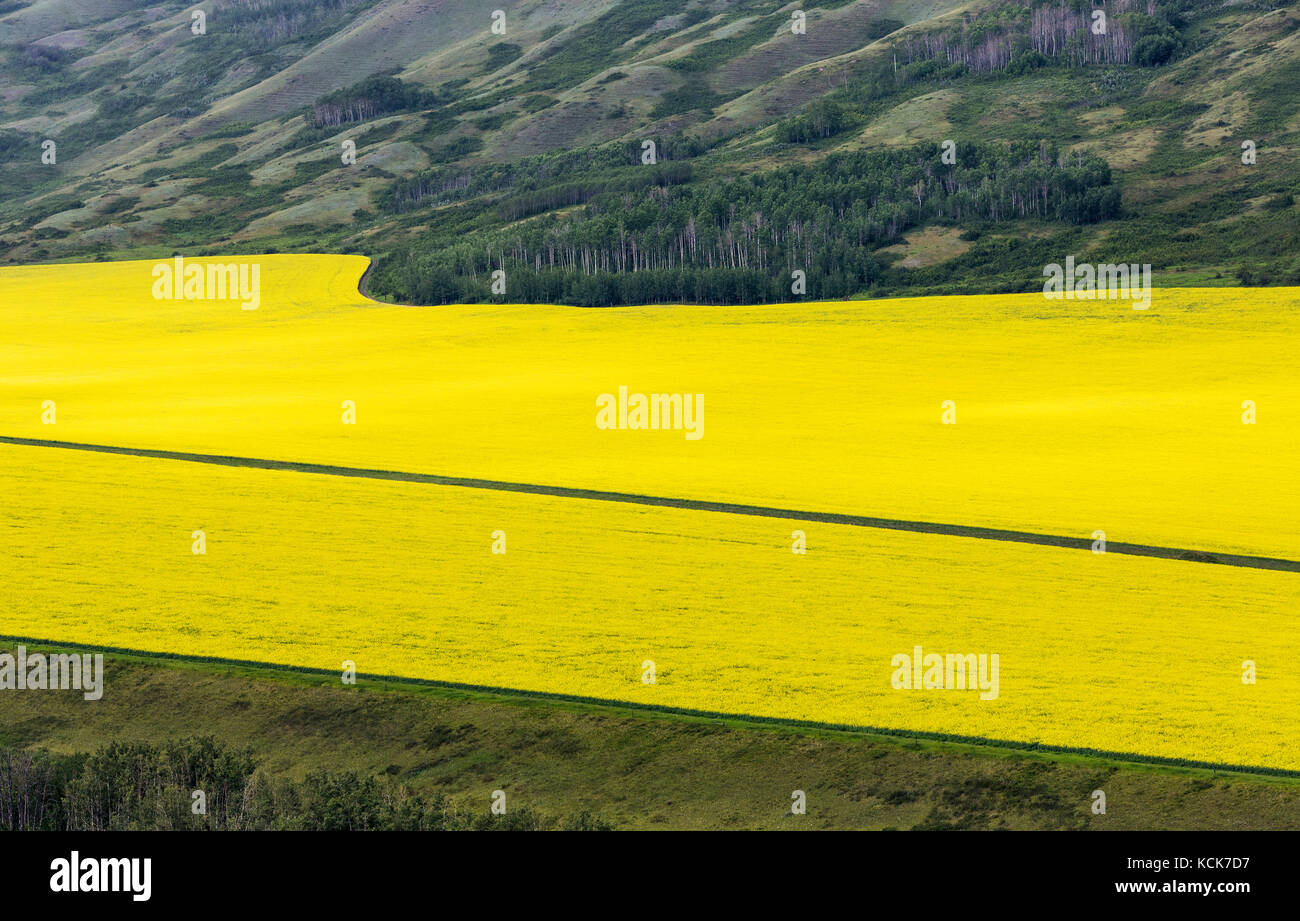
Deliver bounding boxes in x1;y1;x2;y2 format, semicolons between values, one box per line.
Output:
371;140;1120;306
0;738;612;831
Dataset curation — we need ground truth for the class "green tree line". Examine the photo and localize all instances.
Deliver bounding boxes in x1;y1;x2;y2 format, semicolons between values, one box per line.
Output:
370;140;1120;306
0;738;612;831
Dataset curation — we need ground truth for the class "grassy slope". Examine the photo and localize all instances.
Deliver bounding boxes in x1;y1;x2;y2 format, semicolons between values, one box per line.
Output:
3;645;1298;830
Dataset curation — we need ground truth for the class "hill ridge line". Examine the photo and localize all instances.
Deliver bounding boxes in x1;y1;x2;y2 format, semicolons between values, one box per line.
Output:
3;434;1296;573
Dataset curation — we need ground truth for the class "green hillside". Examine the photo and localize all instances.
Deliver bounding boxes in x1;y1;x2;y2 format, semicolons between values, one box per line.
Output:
2;0;1298;302
4;646;1300;830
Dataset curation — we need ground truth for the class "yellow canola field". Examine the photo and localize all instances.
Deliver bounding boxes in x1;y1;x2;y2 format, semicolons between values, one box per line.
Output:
2;444;1296;771
2;256;1299;560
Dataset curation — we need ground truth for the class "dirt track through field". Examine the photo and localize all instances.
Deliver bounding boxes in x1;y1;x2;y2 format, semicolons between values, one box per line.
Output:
4;434;1298;573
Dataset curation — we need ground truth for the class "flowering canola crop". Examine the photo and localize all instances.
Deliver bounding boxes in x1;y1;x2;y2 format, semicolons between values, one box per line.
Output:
1;256;1297;770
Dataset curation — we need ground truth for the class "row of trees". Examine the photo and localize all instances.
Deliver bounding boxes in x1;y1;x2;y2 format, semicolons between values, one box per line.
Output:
495;162;692;222
0;738;611;831
312;76;433;128
780;100;853;144
892;0;1178;74
383;133;707;213
386;264;889;308
227;0;372;53
372;141;1121;306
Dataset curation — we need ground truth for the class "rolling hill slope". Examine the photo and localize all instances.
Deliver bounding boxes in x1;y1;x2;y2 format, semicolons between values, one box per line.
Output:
1;0;1297;302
